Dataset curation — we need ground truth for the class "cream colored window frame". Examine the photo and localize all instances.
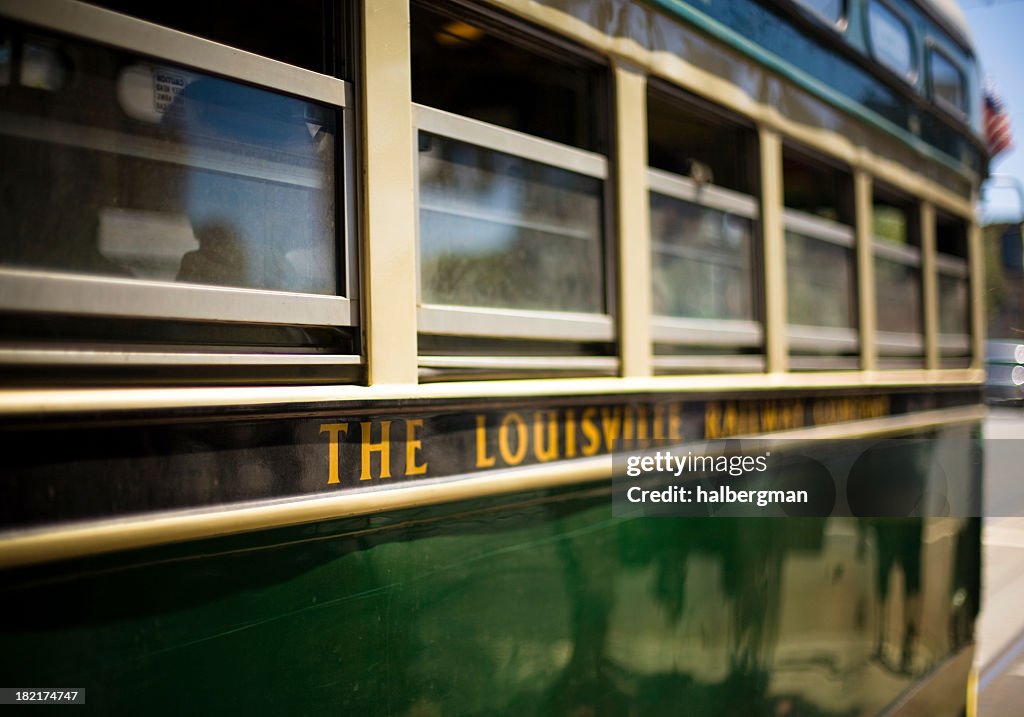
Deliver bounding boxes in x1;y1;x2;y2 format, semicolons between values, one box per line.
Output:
0;0;358;359
936;252;971;354
874;238;925;356
413;104;613;342
783;209;859;353
648;168;763;349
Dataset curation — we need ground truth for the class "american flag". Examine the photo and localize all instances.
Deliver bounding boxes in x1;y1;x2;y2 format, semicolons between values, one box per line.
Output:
985;84;1013;160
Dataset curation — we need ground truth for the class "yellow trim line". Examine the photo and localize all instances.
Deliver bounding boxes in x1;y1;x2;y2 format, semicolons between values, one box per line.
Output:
0;370;985;417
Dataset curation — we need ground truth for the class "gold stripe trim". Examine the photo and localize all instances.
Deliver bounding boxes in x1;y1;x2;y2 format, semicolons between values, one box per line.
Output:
0;456;611;569
0;370;984;416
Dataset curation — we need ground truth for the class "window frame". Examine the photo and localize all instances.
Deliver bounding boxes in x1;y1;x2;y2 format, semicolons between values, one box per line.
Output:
782;208;859;353
865;0;918;84
413;103;613;343
0;0;359;360
927;42;967;118
935;251;970;355
647;167;763;349
873;237;925;355
792;0;847;30
870;184;925;360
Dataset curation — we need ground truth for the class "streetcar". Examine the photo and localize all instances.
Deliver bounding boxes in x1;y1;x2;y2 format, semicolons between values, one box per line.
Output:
0;0;986;714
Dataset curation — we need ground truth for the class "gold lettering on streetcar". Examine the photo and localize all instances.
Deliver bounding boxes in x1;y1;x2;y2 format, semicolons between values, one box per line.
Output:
360;420;392;480
623;406;635;442
498;412;528;466
600;406;622;452
668;403;683;441
565;409;577;458
533;411;559;462
405;419;428;476
580;407;600;457
320;422;350;485
705;402;722;439
475;415;496;468
320;397;898;484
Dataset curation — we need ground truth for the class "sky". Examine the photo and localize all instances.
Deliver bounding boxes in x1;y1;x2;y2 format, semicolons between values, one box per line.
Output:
963;0;1024;223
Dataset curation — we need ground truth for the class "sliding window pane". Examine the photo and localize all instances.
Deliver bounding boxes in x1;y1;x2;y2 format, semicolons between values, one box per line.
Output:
418;133;604;313
796;0;843;23
938;273;969;336
650;192;754;320
931;49;964;112
1;31;338;295
875;256;921;334
786;232;855;328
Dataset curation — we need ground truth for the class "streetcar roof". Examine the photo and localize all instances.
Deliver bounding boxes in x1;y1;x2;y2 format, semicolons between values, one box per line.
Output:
920;0;974;51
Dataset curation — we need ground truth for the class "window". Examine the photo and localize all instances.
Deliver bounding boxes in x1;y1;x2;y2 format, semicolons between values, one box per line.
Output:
783;149;858;367
795;0;844;25
647;87;762;372
411;3;613;373
0;1;357;374
929;47;965;114
936;213;971;366
867;0;915;79
873;186;923;367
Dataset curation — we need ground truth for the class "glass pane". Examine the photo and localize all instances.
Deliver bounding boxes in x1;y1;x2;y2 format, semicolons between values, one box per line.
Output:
647;92;752;195
875;255;922;335
938;273;969;337
0;29;338;295
868;1;914;77
931;50;964;111
418;132;604;314
650;192;754;321
411;4;606;153
0;34;9;85
786;231;855;328
796;0;843;22
872;204;908;244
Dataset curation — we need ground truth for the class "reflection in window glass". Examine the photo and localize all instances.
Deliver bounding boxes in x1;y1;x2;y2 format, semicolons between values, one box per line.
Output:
647;90;752;194
931;50;964;111
872;204;908;244
418;133;604;313
20;41;67;91
783;152;852;224
795;0;843;23
411;4;606;153
868;0;914;77
0;31;338;295
0;35;9;86
876;256;922;334
939;273;969;336
650;193;754;321
786;232;855;328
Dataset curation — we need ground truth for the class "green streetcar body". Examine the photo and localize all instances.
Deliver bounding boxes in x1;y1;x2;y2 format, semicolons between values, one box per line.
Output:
0;0;987;714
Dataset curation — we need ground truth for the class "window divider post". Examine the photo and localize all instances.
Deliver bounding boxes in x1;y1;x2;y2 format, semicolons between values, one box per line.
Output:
855;170;878;371
920;201;939;370
759;126;788;373
612;61;652;377
360;0;419;385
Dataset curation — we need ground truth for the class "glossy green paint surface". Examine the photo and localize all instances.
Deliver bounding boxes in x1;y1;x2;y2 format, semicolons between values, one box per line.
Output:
0;483;979;716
